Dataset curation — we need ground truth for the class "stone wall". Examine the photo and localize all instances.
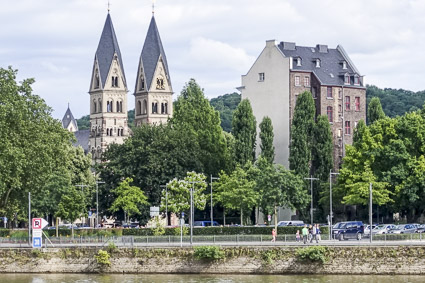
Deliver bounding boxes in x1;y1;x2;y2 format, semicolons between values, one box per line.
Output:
1;246;425;275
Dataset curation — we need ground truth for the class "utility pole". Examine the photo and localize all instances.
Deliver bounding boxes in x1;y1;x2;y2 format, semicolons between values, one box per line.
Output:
329;170;339;239
369;183;373;243
210;176;219;226
160;185;168;226
95;181;105;228
304;176;319;225
28;192;31;246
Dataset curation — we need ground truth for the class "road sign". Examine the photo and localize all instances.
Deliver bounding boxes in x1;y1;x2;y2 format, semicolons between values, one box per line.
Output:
150;206;159;217
32;218;48;230
32;237;42;248
33;229;42;238
88;211;92;217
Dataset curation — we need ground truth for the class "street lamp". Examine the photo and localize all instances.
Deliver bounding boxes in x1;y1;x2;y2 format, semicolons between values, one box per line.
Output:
210;176;219;226
187;181;202;245
160;185;168;226
329;170;339;239
304;176;319;225
369;183;373;243
96;181;105;228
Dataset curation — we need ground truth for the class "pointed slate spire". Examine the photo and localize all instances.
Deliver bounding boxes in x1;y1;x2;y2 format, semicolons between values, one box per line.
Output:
95;13;127;88
138;15;171;91
62;105;78;131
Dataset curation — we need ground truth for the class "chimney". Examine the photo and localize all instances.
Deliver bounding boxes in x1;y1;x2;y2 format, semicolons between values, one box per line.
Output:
281;42;296;50
316;44;328;53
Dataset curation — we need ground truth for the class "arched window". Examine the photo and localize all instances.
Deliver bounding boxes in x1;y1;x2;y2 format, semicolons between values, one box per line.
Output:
120;101;122;113
137;101;142;115
152;102;158;114
107;101;110;112
106;128;109;136
95;73;100;89
139;75;145;91
143;100;147;114
121;129;124;136
112;76;119;87
161;102;168;114
93;100;97;114
98;99;102;112
327;106;333;122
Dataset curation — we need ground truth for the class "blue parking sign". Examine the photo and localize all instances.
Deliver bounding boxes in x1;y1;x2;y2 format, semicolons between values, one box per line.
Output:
32;237;42;248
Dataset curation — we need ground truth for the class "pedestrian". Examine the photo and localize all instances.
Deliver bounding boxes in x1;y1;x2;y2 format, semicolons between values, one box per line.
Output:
316;224;321;242
271;228;276;242
302;224;309;244
311;224;318;243
296;230;301;242
308;224;313;242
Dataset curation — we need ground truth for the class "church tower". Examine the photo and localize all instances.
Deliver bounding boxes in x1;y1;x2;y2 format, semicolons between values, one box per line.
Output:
89;13;128;163
134;15;173;126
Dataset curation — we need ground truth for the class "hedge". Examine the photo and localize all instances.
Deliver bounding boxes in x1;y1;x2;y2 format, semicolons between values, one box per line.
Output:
0;226;329;237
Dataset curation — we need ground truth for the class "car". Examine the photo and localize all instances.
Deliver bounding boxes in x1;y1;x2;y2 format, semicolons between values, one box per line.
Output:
416;224;425;233
364;224;377;237
332;221;364;241
372;224;396;235
193;221;219;227
277;220;304;227
388;224;417;234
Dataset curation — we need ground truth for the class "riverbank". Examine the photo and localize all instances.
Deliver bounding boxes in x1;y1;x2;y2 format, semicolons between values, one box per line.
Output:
0;246;424;274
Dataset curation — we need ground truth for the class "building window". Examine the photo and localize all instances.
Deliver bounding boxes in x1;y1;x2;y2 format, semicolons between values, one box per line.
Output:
137;101;142;115
152;102;158;114
345;121;351;135
139;75;145;91
259;73;265;81
93;101;97;113
337;129;342;138
161;102;168;114
355;97;360;111
296;58;302;66
95;73;100;89
327;106;333;122
342;61;347;69
327;87;333;98
143;100;147;114
338;90;342;99
354;75;360;85
112;76;119;87
304;77;310;86
345;96;350;110
316;59;321;68
295;76;300;86
116;101;120;113
98;99;102;112
344;74;350;85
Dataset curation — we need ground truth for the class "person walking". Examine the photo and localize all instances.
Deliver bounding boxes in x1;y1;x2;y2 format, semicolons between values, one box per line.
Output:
302;224;309;244
311;224;318;243
316;224;321;242
296;230;301;242
271;228;277;242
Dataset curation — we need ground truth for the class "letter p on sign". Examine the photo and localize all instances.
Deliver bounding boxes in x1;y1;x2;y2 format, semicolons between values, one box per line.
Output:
32;218;42;229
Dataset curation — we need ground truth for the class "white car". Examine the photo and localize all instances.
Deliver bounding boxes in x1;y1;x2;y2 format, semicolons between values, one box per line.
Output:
372;224;396;235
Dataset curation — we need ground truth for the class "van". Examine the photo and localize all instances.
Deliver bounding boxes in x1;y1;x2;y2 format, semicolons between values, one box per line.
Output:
193;221;219;227
277;220;304;227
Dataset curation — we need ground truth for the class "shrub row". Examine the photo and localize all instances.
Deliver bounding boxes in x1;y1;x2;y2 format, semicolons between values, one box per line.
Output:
0;226;329;237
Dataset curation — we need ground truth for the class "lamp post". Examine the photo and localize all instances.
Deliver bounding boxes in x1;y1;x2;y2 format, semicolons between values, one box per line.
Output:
96;181;105;228
304;176;319;225
188;181;202;245
210;176;219;226
329;170;339;239
160;185;168;226
369;183;373;243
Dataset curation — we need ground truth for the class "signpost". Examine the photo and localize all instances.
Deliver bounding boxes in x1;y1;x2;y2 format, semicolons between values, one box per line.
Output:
32;218;48;248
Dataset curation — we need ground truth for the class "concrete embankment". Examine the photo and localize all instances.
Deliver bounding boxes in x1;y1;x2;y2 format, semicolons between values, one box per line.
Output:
0;246;424;274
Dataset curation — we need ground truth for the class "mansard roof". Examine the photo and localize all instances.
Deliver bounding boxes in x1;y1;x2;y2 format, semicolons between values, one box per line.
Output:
278;42;364;87
95;13;127;88
138;16;171;90
62;106;78;131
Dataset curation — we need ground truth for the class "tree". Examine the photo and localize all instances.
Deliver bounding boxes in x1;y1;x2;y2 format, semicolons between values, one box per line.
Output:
0;67;76;224
232;99;257;166
110;178;149;223
214;165;258;225
210;92;241;132
56;187;86;238
162;172;208;214
172;79;228;175
259;116;275;164
367;97;385;124
353;120;367;148
289;91;315;177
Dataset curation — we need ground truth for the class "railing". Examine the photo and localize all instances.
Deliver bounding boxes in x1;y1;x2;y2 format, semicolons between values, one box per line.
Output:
0;233;424;248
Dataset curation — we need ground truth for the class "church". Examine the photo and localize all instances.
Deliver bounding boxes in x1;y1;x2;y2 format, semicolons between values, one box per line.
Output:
62;10;173;163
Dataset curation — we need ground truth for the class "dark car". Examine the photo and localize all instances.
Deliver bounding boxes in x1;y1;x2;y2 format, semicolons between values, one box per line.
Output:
332;221;364;241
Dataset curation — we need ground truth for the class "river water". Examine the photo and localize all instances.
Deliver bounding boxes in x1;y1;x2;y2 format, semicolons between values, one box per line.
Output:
1;274;424;283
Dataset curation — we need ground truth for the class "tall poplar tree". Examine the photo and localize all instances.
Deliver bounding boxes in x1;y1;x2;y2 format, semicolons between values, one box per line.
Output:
289;91;316;177
367;97;385;124
259;116;275;164
232;99;257;166
312;115;334;183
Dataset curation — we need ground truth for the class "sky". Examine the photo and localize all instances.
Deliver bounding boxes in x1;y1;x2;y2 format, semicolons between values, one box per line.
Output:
2;0;425;119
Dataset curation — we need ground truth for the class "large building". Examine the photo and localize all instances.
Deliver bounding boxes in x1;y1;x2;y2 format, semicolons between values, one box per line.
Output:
239;40;366;169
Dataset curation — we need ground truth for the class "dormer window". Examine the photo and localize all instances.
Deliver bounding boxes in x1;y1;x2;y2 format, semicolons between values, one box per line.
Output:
344;74;350;85
342;61;347;70
296;57;302;66
315;59;321;68
354;75;360;85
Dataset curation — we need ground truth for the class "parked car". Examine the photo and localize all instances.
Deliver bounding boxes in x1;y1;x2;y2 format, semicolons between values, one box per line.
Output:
416;224;425;233
332;221;364;241
372;224;396;235
277;220;304;227
388;224;417;234
193;221;219;227
364;224;377;237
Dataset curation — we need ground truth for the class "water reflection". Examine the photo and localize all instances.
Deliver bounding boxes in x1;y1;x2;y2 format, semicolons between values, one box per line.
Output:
2;274;425;283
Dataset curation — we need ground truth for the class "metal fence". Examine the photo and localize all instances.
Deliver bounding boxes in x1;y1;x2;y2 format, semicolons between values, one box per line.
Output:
1;233;425;248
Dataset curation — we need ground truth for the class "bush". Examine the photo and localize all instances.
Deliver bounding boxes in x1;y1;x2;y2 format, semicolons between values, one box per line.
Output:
194;246;225;261
95;250;111;266
296;246;328;263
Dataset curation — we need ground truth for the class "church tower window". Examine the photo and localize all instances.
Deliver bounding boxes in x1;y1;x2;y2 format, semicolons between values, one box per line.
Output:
152;102;158;114
143;100;147;114
112;76;119;87
139;75;145;91
137;101;142;115
161;102;168;114
93;100;97;113
95;72;100;89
